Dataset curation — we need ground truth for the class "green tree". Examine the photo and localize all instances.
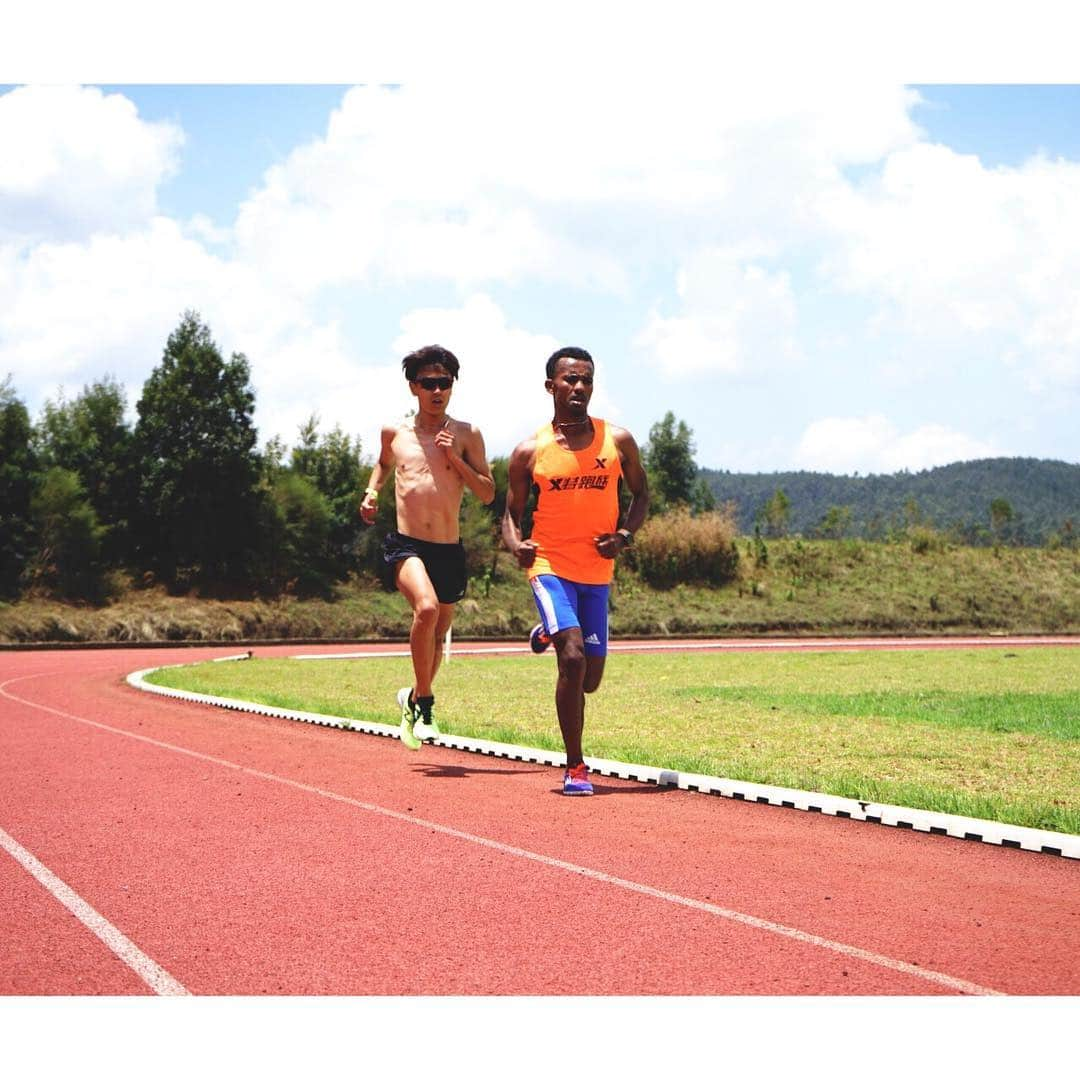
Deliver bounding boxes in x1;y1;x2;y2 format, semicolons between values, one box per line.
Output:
815;504;853;539
35;377;133;563
132;312;260;589
259;471;333;595
757;487;791;538
990;497;1014;543
27;467;108;599
643;411;714;514
1;377;37;596
290;415;368;575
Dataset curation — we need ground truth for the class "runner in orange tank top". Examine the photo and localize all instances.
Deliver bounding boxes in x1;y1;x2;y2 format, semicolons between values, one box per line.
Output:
503;347;649;796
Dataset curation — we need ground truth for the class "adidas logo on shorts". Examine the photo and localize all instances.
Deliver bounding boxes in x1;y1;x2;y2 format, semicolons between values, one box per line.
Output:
584;633;601;645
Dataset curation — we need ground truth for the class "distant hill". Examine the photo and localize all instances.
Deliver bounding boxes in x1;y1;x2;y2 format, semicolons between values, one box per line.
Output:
700;457;1080;545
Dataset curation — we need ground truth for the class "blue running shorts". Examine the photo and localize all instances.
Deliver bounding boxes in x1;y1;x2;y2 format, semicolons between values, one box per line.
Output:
530;575;609;656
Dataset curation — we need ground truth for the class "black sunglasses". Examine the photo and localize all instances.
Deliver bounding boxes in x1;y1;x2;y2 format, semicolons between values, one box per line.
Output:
417;376;453;391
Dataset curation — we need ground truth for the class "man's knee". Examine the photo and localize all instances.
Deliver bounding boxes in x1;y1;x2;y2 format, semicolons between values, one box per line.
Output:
412;597;440;625
558;640;587;680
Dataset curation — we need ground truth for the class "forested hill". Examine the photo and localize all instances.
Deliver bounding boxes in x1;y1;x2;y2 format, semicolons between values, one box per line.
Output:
700;457;1080;545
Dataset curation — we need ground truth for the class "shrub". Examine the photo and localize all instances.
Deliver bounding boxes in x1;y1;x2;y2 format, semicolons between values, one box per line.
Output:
631;505;740;588
909;525;947;555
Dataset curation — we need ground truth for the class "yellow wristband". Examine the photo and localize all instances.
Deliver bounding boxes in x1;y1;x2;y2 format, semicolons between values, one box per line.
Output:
364;488;379;500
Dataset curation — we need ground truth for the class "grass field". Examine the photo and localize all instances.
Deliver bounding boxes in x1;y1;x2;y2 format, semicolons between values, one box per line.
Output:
146;645;1080;836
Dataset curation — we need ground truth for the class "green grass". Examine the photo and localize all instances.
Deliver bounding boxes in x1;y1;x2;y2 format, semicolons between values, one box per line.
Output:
146;645;1080;836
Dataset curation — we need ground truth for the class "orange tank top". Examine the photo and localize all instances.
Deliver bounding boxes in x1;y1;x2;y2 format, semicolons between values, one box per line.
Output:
528;419;622;585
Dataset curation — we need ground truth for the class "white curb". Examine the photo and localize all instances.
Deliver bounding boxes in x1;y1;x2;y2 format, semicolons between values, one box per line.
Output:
126;656;1080;861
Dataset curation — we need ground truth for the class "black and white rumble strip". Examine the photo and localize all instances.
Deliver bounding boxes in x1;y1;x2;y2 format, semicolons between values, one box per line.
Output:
127;656;1079;862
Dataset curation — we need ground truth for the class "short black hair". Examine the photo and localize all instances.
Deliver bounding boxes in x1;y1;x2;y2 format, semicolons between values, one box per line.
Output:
546;346;593;379
402;344;460;382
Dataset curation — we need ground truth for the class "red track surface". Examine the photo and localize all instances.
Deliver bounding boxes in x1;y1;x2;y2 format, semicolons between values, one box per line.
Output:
2;640;1078;997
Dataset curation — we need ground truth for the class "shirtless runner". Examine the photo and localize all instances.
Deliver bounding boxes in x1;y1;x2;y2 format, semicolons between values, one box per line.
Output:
360;345;495;748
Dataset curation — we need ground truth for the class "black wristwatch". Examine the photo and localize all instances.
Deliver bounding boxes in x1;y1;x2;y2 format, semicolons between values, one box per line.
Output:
616;528;634;548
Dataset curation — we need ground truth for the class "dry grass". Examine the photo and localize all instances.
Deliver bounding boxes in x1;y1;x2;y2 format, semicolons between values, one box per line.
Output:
1;539;1078;643
631;505;740;587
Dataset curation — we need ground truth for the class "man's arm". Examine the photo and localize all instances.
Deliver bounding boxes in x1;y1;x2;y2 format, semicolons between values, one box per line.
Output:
359;425;396;525
501;438;538;568
438;422;495;505
594;426;650;559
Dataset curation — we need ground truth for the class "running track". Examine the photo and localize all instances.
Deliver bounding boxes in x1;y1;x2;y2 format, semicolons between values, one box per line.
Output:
2;638;1078;996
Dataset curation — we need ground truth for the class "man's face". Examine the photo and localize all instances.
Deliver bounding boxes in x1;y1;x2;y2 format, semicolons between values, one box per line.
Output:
546;358;594;415
410;363;455;411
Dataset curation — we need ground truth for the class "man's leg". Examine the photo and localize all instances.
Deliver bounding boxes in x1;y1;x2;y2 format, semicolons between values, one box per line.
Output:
552;628;588;766
395;557;440;698
578;581;609;732
429;603;455;687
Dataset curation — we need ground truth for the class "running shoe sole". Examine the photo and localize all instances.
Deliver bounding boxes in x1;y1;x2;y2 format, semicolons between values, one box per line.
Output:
529;623;552;654
413;718;441;742
562;770;594;796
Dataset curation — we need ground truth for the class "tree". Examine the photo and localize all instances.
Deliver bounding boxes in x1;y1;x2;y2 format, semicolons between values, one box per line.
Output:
990;497;1014;543
35;377;133;563
1;378;37;596
643;411;714;515
27;467;107;599
815;504;853;539
757;487;791;538
259;471;333;595
132;312;260;589
290;415;368;575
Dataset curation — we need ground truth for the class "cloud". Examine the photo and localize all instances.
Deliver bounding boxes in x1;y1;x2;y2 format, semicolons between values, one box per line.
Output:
794;415;1000;474
231;82;921;297
0;85;182;245
816;142;1080;392
3;80;1077;478
634;249;802;378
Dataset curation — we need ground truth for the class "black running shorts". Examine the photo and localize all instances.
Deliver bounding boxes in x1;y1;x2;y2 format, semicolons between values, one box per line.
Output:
381;531;468;604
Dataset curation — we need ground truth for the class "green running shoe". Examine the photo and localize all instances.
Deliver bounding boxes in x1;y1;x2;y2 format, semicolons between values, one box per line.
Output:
396;687;421;750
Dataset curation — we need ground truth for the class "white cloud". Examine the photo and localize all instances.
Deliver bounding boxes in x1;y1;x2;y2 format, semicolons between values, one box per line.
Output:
231;82;921;297
634;249;802;377
0;216;347;440
817;142;1080;392
2;79;1077;479
794;415;1000;475
0;85;182;245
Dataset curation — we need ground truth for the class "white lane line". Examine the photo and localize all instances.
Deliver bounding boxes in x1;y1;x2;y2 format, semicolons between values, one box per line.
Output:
0;825;189;996
2;677;1002;996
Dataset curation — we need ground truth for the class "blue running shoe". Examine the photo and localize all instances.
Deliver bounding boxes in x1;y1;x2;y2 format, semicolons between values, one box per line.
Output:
529;623;552;654
562;762;593;796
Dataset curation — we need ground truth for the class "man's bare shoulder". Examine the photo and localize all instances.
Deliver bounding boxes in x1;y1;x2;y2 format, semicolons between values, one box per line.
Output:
509;434;538;468
446;415;483;438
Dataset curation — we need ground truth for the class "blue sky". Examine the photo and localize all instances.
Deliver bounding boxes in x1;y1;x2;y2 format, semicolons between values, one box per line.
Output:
2;80;1079;476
